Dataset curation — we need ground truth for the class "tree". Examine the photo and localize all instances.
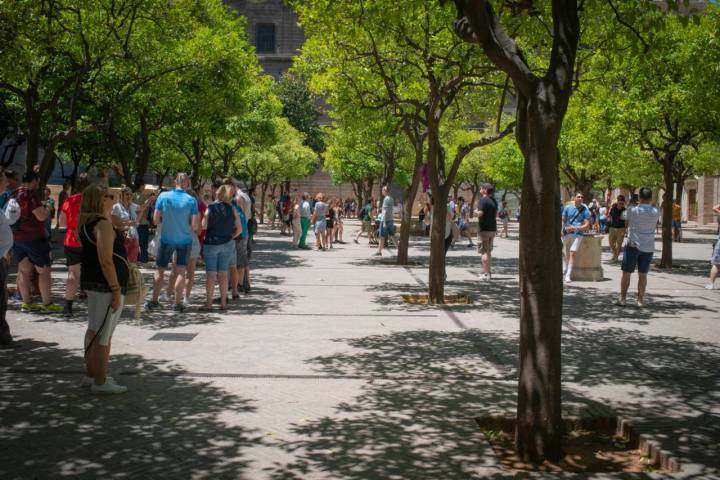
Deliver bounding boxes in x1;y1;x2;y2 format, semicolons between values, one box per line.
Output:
274;73;326;154
0;0;151;186
295;0;512;291
609;7;720;267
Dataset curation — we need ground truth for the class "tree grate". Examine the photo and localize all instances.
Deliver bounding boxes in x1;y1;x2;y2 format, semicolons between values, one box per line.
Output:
148;332;198;342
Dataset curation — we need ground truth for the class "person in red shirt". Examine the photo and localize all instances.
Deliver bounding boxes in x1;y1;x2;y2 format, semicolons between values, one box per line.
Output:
13;171;62;312
61;173;90;317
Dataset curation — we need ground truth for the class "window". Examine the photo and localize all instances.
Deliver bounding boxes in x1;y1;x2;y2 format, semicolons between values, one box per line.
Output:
256;24;276;53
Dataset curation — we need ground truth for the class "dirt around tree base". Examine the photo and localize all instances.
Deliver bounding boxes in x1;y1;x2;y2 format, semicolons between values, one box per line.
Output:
477;418;668;474
402;294;471;304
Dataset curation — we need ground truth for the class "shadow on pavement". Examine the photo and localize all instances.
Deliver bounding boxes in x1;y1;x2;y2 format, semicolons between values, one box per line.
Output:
268;326;720;479
0;340;262;479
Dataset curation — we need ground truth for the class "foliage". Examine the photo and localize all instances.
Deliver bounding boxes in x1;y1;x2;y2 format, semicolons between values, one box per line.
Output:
274;72;325;153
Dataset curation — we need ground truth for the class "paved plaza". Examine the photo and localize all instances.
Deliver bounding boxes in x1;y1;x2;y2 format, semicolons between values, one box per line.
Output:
1;221;719;479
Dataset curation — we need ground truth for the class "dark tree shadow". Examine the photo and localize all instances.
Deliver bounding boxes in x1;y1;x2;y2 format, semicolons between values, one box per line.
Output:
264;325;720;479
0;340;262;479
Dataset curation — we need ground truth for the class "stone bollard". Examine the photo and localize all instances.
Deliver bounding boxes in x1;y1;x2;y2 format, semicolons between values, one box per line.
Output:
571;234;604;281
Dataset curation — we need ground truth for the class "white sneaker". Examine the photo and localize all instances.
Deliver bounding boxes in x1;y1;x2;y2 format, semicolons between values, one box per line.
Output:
82;375;114;387
90;378;128;395
705;283;715;290
564;276;572;284
615;298;626;307
182;295;190;307
637;299;646;308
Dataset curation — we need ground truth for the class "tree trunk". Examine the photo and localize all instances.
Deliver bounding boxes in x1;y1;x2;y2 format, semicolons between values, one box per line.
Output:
514;91;564;463
38;144;58;189
24;112;41;172
427;184;449;303
659;157;675;268
260;182;268;223
132;113;152;191
396;161;422;266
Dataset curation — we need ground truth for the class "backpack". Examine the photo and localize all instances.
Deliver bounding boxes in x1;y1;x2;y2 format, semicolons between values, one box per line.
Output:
498;209;508;220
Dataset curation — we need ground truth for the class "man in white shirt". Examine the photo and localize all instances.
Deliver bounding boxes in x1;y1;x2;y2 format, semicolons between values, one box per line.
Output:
617;187;660;307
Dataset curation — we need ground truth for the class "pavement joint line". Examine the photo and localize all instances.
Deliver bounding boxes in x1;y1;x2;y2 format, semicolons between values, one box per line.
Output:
265;313;440;317
2;367;517;382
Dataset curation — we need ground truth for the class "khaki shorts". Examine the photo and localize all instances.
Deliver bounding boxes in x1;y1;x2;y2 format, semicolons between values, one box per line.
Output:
478;231;496;254
609;227;625;248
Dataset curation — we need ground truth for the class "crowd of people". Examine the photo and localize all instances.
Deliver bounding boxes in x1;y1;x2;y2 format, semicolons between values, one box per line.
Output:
0;170;718;394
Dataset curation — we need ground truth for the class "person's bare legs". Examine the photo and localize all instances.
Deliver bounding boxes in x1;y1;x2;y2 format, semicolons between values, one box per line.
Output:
218;272;228;307
637;273;648;303
205;272;216;309
173;267;187;305
184;257;197;300
620;271;632;301
482;252;492;274
37;266;52;305
65;264;80;301
229;266;239;296
92;339;111;386
152;268;165;302
17;258;34;303
84;329;96;378
378;235;385;255
708;265;719;287
315;232;324;250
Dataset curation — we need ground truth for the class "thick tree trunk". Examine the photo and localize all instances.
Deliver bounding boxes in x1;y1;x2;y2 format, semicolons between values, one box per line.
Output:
38;145;58;189
427;184;449;303
659;160;674;268
396;162;422;266
514;91;564;463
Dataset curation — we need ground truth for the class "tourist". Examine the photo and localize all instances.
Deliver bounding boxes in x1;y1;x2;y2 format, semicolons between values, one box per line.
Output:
299;193;312;249
292;196;301;248
334;200;345;244
0;169;20;346
201;184;241;311
78;183;129;394
354;198;373;244
266;195;277;229
672;200;682;242
312;193;328;251
111;186;140;263
164;190;205;305
42;187;55;238
326;198;336;249
561;192;591;284
705;203;720;290
475;184;498;280
457;197;474;247
232;189;252;295
55;181;70;230
617;187;660;307
61;173;90;317
13;171;62;312
145;173;199;313
0;169;18;209
375;186;394;256
598;202;608;234
497;200;510;239
137;190;157;264
607;195;626;262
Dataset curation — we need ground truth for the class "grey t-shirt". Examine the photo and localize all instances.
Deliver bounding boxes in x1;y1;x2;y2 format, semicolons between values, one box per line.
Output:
314;201;328;219
626;204;660;253
382;195;394;221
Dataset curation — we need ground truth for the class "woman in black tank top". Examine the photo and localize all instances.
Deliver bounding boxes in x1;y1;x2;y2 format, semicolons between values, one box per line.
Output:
77;184;130;395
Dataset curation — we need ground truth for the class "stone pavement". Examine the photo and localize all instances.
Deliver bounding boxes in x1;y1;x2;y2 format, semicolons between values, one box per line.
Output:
1;221;719;479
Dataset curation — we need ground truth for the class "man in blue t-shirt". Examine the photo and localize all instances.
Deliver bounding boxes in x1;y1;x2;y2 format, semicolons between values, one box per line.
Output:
562;192;591;283
146;173;199;312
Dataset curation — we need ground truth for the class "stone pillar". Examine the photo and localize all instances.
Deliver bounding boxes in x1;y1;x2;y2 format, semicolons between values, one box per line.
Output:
571;235;604;281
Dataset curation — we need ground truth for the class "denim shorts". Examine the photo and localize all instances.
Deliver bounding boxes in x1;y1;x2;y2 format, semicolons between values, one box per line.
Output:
203;240;235;273
379;221;395;238
156;243;190;268
622;244;653;274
